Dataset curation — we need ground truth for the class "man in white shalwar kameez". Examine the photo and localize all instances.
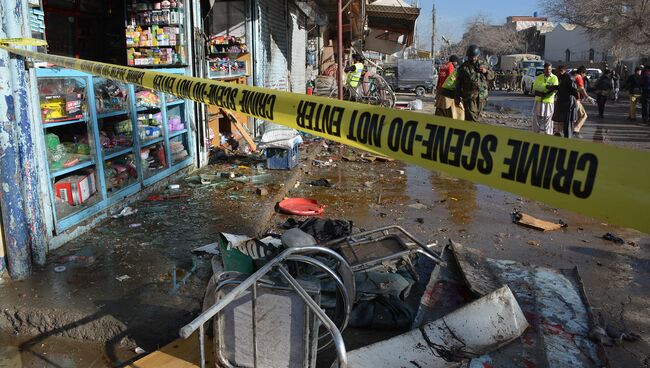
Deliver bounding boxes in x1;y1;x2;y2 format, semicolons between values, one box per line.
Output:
532;63;559;134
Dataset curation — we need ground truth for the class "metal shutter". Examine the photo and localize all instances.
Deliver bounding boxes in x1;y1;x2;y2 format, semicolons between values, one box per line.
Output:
289;4;306;93
258;0;289;91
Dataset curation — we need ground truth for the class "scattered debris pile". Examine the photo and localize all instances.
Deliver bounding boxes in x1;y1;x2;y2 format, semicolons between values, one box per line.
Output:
169;223;617;367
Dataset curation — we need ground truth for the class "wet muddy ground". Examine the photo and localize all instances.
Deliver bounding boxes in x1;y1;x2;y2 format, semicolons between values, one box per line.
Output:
0;143;322;367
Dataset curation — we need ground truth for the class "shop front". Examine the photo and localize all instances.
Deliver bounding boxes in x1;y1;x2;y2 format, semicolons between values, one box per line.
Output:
34;0;198;239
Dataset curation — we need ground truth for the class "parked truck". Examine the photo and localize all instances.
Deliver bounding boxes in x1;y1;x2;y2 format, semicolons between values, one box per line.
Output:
380;59;437;96
499;54;542;72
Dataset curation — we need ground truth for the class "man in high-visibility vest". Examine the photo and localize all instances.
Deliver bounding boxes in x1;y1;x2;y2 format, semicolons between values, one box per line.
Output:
532;62;559;134
435;66;465;120
344;53;364;99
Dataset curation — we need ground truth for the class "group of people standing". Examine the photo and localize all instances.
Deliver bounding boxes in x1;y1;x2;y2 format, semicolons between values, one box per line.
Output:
531;64;590;138
435;45;495;122
532;64;650;138
433;45;650;138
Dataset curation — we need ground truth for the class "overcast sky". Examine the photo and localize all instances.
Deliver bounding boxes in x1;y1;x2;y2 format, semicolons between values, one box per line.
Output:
413;0;543;51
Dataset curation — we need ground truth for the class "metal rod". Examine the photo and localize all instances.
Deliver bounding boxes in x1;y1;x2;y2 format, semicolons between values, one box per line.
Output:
180;246;353;339
277;266;348;368
337;0;344;100
252;282;258;368
199;324;205;368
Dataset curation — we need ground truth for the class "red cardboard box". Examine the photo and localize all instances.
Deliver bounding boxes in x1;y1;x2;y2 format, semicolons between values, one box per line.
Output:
54;171;97;206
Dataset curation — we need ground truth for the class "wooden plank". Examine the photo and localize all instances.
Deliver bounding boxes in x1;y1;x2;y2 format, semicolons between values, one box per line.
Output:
512;211;565;232
221;108;257;152
127;333;213;368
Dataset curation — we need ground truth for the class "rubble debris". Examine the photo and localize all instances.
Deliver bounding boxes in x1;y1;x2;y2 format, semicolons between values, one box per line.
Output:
147;194;190;201
277;198;324;216
256;187;269;197
58;255;95;265
191;242;220;255
134;347;147;354
345;286;528;367
307;178;332;187
512;211;567;231
407;203;427;210
361;153;394;162
280;217;353;242
433;242;609;367
281;228;317;248
112;206;137;218
221;233;281;259
349;294;413;329
312;159;333;167
602;232;625;244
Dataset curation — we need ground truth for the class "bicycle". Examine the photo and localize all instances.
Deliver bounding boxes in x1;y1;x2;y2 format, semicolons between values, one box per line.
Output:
328;72;396;108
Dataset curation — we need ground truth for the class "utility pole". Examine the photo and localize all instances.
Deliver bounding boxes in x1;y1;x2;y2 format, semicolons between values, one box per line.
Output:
411;0;418;59
431;3;436;60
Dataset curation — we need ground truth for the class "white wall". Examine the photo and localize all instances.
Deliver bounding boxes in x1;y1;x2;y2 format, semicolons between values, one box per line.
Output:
544;24;608;63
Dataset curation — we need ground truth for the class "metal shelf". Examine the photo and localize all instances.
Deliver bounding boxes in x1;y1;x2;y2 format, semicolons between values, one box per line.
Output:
43;117;87;128
103;146;134;160
129;45;179;48
50;159;94;178
166;99;185;107
97;110;129;119
137;105;162;113
169;129;187;138
140;136;164;147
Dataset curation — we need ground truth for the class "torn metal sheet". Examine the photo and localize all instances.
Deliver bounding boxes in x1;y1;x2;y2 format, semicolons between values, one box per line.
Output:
344;286;528;367
416;241;609;368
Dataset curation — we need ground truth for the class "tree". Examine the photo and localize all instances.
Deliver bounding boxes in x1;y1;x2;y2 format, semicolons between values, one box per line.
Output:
543;0;650;56
445;15;526;59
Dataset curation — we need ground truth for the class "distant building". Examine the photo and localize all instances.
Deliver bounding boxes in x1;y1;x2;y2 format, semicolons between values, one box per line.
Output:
505;15;554;57
506;15;554;33
544;24;609;65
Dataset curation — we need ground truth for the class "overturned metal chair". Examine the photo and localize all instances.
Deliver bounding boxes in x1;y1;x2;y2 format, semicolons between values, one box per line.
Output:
319;225;444;280
180;246;355;368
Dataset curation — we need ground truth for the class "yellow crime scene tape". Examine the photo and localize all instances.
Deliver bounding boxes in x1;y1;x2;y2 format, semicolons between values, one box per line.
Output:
2;43;650;233
0;38;48;47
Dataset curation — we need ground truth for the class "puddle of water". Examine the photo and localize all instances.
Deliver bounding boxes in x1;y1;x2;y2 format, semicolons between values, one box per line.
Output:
402;165;479;225
0;331;130;368
405;165;435;204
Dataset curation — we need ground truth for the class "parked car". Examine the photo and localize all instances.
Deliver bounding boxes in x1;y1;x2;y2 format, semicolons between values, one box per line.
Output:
380;60;437;96
521;66;545;95
585;68;602;91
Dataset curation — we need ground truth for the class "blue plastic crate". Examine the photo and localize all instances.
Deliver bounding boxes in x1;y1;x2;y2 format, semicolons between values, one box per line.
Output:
266;143;299;170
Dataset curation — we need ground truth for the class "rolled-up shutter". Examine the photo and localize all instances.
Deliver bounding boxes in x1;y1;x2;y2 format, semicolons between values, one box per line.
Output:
289;4;306;93
258;0;289;91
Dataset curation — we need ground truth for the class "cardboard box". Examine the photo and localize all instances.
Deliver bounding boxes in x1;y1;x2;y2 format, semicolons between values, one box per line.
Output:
54;171;97;206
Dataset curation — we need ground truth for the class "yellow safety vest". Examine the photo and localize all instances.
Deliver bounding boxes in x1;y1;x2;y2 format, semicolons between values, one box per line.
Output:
346;62;364;88
533;73;559;103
